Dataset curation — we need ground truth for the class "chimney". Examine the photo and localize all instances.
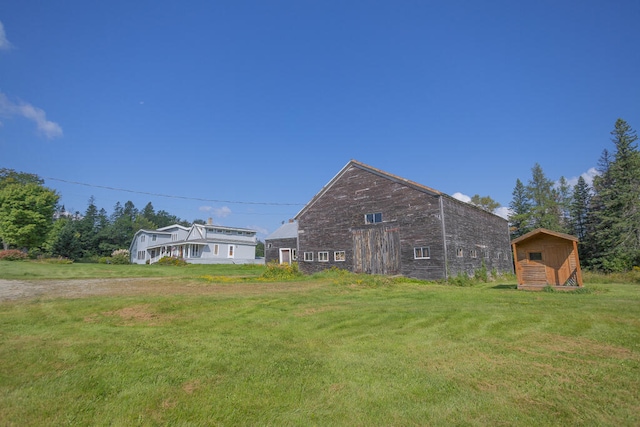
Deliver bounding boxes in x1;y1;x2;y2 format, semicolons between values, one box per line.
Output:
208;217;213;225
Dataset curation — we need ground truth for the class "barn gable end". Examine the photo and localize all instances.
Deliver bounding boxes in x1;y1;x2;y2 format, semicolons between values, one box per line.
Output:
295;160;513;280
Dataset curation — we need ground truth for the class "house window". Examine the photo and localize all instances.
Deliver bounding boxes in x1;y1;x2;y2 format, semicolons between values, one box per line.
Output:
152;234;157;242
140;235;145;243
495;251;502;260
292;249;297;260
529;252;542;261
318;251;329;262
213;244;219;256
267;243;272;249
137;251;145;260
304;252;313;261
334;251;346;261
414;247;430;259
192;245;200;257
172;233;178;241
456;248;463;257
365;212;383;224
470;249;477;258
228;245;234;258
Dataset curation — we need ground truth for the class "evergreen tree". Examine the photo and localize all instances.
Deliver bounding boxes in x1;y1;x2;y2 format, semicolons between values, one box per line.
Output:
556;176;572;231
526;163;563;232
590;119;640;271
569;176;591;240
508;178;531;238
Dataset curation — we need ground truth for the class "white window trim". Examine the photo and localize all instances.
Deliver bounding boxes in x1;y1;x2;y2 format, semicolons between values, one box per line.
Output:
228;245;235;258
414;247;430;259
304;252;313;261
334;251;346;262
318;251;329;262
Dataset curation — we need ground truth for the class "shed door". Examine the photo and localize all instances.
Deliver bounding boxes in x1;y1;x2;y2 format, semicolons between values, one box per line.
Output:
352;226;400;275
546;245;572;285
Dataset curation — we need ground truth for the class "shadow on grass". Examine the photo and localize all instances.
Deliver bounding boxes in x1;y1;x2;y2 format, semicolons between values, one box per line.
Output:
491;284;518;290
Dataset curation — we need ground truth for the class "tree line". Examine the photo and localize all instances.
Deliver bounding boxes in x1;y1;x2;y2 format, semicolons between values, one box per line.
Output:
1;118;637;270
509;118;639;272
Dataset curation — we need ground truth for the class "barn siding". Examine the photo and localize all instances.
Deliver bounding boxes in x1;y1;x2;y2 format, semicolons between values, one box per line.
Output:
441;197;514;277
265;237;297;264
297;163;513;280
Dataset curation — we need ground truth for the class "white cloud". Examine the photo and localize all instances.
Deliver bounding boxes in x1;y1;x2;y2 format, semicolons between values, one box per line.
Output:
452;192;471;203
0;92;63;139
0;21;12;51
199;205;232;218
566;167;599;188
494;206;511;220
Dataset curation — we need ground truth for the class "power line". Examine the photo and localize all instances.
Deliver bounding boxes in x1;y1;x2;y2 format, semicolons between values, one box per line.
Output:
45;177;306;206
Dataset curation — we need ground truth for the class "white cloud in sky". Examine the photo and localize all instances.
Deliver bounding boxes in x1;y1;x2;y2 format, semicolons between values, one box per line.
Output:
0;92;63;139
0;21;12;51
494;206;511;220
451;192;471;203
199;205;232;218
565;167;599;188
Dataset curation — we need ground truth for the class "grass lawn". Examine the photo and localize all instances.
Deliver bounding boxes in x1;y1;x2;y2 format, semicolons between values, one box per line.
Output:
0;262;639;425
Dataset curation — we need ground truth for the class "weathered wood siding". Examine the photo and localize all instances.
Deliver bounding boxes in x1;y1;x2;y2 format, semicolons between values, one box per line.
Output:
441;196;514;277
265;237;297;264
297;165;446;280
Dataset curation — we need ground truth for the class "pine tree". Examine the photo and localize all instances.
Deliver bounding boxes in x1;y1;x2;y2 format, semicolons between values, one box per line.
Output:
590;119;640;271
569;176;591;240
526;163;563;232
509;178;531;238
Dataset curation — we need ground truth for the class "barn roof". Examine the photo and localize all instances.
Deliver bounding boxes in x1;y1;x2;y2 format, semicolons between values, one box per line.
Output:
511;228;579;245
265;221;298;240
295;159;442;219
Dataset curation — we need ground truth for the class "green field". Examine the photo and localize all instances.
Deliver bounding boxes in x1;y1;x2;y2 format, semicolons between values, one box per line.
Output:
0;262;638;426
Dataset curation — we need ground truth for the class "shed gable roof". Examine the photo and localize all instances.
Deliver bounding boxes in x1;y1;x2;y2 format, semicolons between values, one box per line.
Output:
511;228;579;245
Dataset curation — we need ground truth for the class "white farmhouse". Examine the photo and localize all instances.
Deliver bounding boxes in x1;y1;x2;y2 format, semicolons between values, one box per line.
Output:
129;222;259;265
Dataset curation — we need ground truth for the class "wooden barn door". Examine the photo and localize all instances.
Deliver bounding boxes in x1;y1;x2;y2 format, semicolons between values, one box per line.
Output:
352;226;400;275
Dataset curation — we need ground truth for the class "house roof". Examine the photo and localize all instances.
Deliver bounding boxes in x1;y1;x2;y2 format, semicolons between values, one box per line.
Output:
295;160;443;219
511;228;579;245
265;221;298;240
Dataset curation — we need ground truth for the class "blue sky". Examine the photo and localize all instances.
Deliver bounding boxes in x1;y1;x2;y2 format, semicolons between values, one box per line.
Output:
1;1;638;238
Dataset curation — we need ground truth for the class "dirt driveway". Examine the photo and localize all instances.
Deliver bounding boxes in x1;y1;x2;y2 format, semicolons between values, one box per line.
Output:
0;278;322;301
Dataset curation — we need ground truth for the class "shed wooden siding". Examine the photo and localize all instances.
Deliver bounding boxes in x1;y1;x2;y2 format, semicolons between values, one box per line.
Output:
296;161;513;281
512;232;582;287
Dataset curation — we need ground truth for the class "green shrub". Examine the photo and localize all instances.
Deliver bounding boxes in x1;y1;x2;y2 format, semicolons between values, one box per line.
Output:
110;249;130;265
0;250;28;261
156;256;188;266
261;262;302;280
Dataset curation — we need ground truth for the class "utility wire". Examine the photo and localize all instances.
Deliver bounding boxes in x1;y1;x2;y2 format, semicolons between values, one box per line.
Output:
45;177;305;206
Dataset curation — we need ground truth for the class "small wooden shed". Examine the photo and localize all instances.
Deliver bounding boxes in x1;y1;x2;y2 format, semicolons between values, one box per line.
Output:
511;228;583;290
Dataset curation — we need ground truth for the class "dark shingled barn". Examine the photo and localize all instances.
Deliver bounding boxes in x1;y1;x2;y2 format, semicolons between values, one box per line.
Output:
294;160;513;280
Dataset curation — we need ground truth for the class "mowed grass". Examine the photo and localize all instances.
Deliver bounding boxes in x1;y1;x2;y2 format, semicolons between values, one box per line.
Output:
0;264;639;425
0;259;266;280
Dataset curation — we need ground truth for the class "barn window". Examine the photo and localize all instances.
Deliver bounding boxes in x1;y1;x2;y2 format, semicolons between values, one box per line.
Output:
470;249;477;258
456;248;463;257
267;243;272;248
334;251;346;261
292;249;297;261
304;252;313;261
318;251;329;262
529;252;543;261
365;212;383;224
414;247;430;259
